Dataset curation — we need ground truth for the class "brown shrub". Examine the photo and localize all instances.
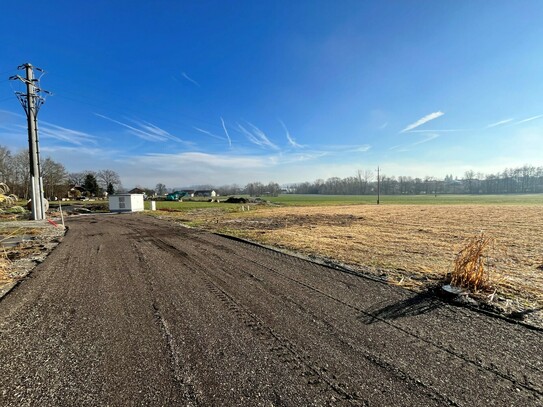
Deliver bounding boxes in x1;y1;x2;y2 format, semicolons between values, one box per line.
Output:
450;233;496;292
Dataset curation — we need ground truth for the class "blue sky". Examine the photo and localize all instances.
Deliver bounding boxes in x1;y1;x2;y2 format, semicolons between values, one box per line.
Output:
1;1;543;188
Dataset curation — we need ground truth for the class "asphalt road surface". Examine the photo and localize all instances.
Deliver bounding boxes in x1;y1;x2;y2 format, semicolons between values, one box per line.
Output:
1;214;542;406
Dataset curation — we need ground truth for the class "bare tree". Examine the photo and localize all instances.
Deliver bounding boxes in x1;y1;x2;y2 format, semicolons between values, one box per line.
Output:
68;172;87;186
357;169;374;194
41;158;68;199
97;169;122;191
155;183;168;196
0;146;12;183
464;170;475;194
266;182;281;196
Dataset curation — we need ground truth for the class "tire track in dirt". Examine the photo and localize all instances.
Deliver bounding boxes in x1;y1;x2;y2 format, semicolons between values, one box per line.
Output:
221;238;543;386
133;230;455;406
144;226;542;405
132;240;200;406
131;230;353;405
8;214;533;406
177;241;461;406
199;276;361;405
133;232;362;405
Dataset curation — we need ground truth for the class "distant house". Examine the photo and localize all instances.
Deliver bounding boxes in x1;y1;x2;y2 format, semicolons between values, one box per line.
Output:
68;184;86;199
181;189;195;197
194;190;217;197
128;187;146;194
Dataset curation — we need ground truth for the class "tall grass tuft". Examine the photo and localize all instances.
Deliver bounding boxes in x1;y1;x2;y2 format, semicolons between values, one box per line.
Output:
450;232;495;292
0;248;11;282
0;182;18;208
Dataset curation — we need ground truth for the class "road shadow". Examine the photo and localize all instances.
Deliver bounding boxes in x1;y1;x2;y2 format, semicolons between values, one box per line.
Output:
360;291;443;324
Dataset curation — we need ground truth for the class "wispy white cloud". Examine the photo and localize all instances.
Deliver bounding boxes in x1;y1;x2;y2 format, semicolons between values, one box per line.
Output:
41;145;108;156
353;144;371;152
514;114;543;125
412;133;439;146
237;122;279;150
325;144;371;153
220;117;232;148
401;111;444;133
95;113;188;144
141;152;267;169
389;146;411;153
181;72;200;87
0;109;23;118
39;121;98;146
289;151;329;161
406;129;466;133
487;118;514;128
390;133;439;151
121;150;331;176
379;122;388;130
138;120;185;142
0;114;97;147
193;126;224;141
278;119;303;148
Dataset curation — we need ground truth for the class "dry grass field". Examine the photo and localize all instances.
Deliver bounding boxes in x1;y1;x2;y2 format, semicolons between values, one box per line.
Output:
169;203;543;310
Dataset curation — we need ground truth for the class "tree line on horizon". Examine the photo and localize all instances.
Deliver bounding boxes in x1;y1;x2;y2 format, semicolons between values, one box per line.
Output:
2;145;542;198
286;166;543;196
158;165;543;197
0;145;122;200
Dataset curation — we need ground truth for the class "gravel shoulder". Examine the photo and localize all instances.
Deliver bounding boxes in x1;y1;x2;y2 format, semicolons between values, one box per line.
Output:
0;213;542;406
0;220;66;299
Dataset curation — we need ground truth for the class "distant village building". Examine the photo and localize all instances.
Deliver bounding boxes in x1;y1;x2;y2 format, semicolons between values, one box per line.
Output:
128;187;146;194
194;190;217;198
68;185;86;199
181;189;195;197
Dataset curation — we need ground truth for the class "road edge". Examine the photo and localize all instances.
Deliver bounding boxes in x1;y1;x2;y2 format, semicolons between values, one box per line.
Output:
215;231;543;332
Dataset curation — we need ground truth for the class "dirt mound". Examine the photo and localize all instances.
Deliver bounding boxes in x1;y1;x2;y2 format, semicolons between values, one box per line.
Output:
224;197;248;204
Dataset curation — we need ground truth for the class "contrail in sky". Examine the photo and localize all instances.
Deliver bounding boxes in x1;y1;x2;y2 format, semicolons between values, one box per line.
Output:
95;113;183;143
193;127;223;141
181;72;200;87
238;122;279;150
412;133;439;146
279;119;303;148
220;117;232;148
515;114;543;125
401;111;444;133
487;118;514;128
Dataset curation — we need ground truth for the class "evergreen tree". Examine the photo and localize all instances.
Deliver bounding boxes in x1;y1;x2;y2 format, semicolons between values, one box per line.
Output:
83;174;101;196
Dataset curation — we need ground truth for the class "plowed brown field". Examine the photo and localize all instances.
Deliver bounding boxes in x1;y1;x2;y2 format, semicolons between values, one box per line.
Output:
176;204;543;309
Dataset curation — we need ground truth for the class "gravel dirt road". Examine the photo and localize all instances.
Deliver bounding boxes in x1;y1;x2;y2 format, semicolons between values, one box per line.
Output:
0;213;541;406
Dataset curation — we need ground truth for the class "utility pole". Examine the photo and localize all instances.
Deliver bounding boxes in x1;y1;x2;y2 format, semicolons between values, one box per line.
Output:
377;166;380;205
10;63;50;220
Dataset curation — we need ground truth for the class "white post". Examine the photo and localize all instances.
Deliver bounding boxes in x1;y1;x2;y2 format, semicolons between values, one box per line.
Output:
59;201;65;228
151;201;156;211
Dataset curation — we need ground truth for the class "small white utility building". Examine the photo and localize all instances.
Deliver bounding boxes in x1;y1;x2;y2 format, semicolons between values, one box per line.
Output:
109;194;145;213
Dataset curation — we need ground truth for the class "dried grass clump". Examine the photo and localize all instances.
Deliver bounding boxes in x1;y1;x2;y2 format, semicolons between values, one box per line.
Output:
450;232;496;292
0;248;11;282
0;183;18;208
